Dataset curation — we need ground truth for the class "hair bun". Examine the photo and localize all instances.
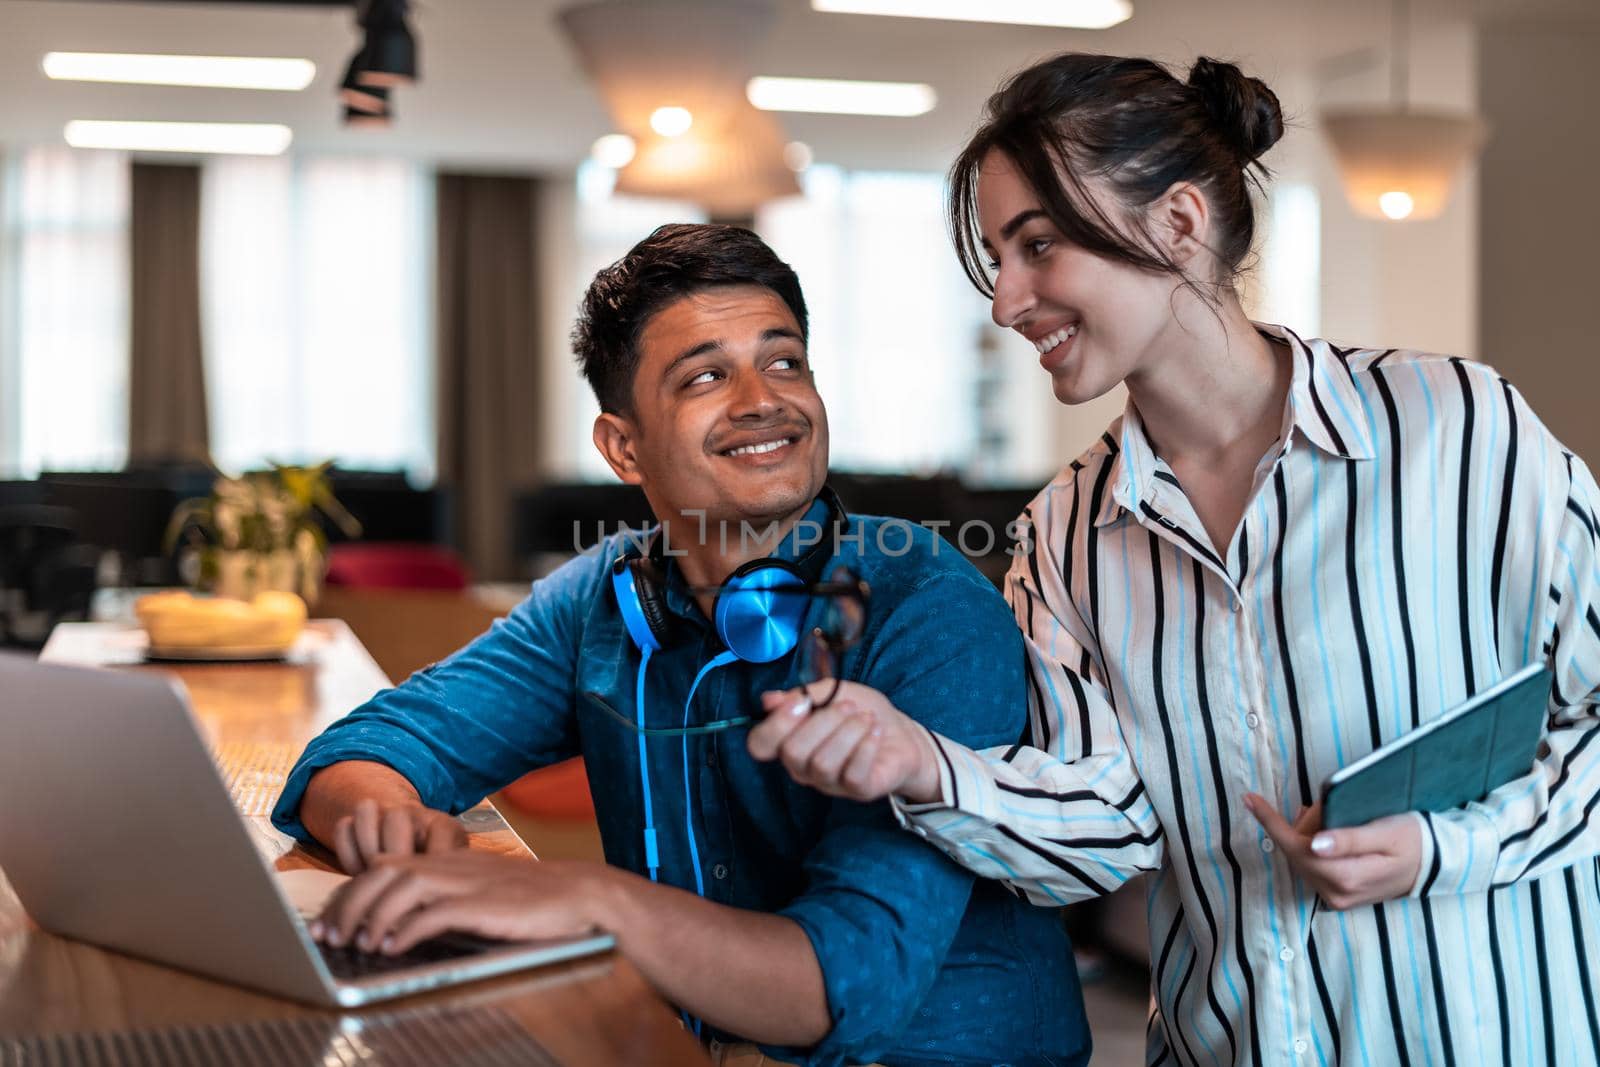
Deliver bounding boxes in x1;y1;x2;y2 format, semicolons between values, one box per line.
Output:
1187;56;1284;163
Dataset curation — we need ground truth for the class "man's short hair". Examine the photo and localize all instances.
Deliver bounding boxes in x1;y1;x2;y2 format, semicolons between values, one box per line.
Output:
572;223;809;416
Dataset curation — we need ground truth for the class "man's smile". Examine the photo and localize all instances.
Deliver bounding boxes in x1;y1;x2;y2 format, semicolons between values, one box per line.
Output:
713;426;807;464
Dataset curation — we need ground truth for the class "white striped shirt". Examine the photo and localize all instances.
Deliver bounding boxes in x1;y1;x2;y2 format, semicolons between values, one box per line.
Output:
896;324;1600;1066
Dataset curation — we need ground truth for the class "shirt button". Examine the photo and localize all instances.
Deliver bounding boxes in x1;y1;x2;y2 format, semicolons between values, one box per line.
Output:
1279;946;1295;962
1262;837;1275;853
1294;1039;1309;1055
1246;712;1261;729
1231;598;1242;613
712;863;729;880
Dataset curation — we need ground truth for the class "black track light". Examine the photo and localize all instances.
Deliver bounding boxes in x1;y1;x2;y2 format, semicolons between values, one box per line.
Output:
343;102;393;129
355;0;418;88
339;51;389;113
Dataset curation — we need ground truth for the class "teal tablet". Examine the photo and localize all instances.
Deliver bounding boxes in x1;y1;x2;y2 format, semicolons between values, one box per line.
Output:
1320;662;1551;830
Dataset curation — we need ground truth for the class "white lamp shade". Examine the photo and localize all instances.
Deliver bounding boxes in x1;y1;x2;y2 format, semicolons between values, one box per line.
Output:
557;0;776;140
1320;109;1488;220
616;109;801;215
558;0;800;214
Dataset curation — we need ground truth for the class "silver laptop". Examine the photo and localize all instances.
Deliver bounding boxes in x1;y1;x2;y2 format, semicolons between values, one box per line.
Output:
0;653;614;1007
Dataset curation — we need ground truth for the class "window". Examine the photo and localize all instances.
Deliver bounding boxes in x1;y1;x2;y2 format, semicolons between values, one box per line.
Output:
0;146;130;477
757;166;992;475
1254;180;1322;337
201;155;434;480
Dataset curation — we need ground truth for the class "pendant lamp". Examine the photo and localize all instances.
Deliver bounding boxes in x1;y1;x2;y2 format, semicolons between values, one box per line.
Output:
616;110;801;217
557;0;801;213
1319;0;1487;221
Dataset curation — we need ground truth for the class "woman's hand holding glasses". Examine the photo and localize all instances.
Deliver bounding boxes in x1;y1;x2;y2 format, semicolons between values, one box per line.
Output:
590;559;944;805
746;681;944;805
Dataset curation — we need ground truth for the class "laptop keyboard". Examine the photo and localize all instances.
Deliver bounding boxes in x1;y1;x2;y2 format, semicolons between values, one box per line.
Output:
316;932;510;982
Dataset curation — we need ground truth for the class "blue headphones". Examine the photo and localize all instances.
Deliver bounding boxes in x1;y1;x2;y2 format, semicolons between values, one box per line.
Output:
609;487;846;662
608;488;846;1038
609;492;844;863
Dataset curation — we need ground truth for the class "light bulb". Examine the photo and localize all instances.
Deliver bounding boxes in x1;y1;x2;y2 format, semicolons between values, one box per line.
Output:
590;133;636;168
1378;190;1415;220
649;106;693;137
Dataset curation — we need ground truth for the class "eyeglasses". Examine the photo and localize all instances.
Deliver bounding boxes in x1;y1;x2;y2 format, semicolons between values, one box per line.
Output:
584;565;869;738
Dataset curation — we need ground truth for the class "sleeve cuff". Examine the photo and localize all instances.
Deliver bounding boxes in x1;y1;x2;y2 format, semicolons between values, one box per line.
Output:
1408;807;1501;897
1405;812;1436;897
770;892;944;1067
889;728;1002;835
269;741;448;843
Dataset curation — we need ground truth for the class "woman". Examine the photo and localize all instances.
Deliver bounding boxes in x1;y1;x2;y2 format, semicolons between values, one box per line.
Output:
749;53;1600;1066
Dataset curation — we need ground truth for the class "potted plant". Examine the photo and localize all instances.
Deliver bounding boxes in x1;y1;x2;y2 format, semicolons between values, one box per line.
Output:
166;462;361;603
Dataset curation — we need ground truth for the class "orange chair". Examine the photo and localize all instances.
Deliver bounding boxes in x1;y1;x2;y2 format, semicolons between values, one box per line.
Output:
500;755;597;821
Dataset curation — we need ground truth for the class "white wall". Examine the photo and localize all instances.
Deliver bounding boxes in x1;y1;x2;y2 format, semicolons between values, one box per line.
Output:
1309;17;1481;358
1478;22;1600;464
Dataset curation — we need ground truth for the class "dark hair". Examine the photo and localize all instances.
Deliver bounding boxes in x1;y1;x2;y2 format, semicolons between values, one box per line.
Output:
573;223;809;415
949;53;1284;298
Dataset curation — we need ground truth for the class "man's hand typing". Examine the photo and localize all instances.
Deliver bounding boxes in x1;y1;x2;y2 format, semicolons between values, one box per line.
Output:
311;852;612;954
328;796;468;875
300;760;468;874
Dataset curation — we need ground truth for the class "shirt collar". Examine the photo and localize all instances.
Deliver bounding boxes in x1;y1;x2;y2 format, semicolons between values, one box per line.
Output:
1092;322;1375;529
1092;416;1140;529
1267;322;1377;464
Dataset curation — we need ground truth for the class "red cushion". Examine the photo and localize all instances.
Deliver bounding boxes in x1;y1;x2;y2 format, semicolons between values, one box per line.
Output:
325;543;471;591
500;757;596;820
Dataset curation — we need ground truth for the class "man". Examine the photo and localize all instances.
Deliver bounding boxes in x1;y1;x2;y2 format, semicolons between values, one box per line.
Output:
272;224;1089;1067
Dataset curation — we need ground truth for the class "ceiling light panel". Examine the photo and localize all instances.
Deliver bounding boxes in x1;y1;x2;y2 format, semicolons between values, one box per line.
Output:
810;0;1132;30
747;76;935;116
63;121;294;156
43;53;316;91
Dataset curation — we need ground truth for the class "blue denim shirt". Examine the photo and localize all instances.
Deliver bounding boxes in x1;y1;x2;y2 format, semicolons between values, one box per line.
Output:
273;501;1089;1067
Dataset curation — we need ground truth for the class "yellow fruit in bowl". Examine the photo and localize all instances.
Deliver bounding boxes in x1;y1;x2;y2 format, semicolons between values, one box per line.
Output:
135;590;307;652
132;590;191;621
252;591;307;621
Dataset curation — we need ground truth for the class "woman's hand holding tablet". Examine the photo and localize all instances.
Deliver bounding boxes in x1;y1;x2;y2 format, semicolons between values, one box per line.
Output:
1245;662;1551;909
1244;795;1423;911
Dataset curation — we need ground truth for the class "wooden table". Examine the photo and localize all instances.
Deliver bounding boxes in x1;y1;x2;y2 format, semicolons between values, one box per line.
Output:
0;621;708;1065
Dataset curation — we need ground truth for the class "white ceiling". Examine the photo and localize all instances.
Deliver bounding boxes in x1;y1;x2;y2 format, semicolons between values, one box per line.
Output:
0;0;1594;174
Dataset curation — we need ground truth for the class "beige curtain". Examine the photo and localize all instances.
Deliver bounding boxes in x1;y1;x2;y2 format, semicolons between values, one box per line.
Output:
435;173;542;580
128;161;211;465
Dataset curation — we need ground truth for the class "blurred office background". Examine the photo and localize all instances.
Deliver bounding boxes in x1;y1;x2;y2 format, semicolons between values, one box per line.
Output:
0;3;1595;1051
5;0;1597;585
